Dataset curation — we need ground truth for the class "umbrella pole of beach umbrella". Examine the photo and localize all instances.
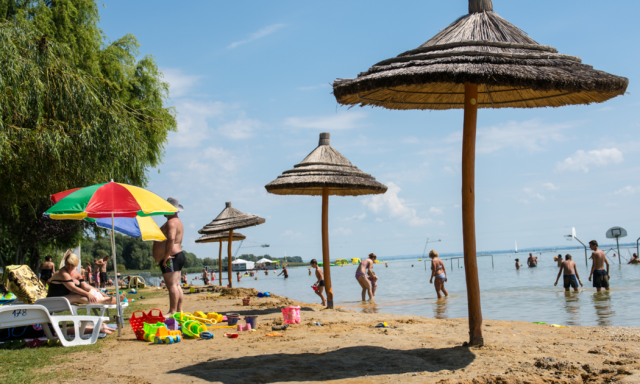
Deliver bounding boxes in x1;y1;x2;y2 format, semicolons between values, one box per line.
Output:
462;83;482;345
228;230;234;288
322;188;334;308
219;243;223;286
110;213;124;337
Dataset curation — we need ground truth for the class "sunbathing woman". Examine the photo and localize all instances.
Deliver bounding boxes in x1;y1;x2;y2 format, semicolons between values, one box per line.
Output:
356;253;376;302
429;250;448;299
48;251;123;305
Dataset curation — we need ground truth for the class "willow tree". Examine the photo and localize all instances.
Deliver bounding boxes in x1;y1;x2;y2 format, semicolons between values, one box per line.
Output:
0;0;177;267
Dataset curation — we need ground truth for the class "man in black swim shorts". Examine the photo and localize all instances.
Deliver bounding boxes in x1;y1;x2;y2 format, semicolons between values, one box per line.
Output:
153;197;186;316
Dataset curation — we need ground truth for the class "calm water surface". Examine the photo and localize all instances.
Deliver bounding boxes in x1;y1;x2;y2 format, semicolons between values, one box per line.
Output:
186;252;640;327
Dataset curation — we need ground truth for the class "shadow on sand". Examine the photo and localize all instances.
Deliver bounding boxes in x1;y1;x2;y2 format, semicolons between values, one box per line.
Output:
227;306;315;317
169;345;475;383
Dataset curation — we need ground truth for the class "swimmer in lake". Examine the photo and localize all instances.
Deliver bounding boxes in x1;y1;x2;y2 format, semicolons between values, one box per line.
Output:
515;258;522;270
588;240;610;293
556;254;563;268
628;253;639;264
429;250;448;299
554;254;583;292
527;253;538;268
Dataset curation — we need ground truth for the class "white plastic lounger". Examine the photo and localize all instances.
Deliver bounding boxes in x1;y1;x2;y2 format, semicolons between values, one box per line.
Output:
34;297;110;323
0;304;103;347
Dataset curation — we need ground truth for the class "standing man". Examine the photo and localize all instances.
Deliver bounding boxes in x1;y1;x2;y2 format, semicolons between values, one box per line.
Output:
153;197;185;316
527;253;538;268
588;240;610;293
278;266;289;279
310;259;326;306
554;254;583;292
94;255;109;289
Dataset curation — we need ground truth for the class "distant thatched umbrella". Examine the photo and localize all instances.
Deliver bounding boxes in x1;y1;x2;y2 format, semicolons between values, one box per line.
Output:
332;0;628;345
265;133;387;308
196;231;246;286
198;202;265;287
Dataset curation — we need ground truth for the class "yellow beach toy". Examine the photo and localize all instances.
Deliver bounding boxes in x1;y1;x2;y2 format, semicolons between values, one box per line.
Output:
194;311;224;323
153;327;182;344
173;311;217;326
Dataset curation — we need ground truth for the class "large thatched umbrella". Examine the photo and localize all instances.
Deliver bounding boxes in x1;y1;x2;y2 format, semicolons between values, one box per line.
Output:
265;132;387;308
198;202;265;287
332;0;628;345
196;231;246;286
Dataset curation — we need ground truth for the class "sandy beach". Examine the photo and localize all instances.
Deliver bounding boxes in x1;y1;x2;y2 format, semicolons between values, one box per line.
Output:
56;287;640;384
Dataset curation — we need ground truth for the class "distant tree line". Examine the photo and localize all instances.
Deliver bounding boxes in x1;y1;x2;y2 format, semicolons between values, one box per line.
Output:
200;254;303;267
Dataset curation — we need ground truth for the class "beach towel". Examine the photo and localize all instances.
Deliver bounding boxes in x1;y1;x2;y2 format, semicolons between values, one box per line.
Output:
2;265;47;304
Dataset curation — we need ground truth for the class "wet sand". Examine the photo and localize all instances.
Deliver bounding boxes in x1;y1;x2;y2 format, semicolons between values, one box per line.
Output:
65;287;640;383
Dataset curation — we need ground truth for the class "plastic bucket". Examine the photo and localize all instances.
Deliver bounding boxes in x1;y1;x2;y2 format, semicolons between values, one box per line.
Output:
281;306;301;324
242;297;251;306
244;315;258;329
227;313;241;325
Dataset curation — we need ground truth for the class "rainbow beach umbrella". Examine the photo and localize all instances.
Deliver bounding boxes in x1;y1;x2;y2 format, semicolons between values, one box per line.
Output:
45;181;177;336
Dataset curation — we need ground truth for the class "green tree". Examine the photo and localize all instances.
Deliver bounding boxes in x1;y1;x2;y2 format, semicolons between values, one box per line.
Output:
0;0;176;267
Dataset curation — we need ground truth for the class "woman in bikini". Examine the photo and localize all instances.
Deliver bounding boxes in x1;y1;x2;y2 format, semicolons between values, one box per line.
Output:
48;251;123;305
429;250;448;299
356;253;376;302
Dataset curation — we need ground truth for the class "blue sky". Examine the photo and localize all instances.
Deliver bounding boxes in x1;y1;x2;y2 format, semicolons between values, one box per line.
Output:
99;0;639;260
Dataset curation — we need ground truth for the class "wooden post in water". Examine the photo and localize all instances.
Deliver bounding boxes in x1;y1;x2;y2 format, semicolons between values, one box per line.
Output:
218;243;223;286
462;82;483;346
228;230;234;288
322;187;334;309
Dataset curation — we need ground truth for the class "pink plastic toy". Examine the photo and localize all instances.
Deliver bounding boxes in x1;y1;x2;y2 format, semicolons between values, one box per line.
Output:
237;323;252;332
281;306;301;324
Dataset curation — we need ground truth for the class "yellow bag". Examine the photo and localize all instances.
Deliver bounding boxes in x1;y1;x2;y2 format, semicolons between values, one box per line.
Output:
3;265;47;304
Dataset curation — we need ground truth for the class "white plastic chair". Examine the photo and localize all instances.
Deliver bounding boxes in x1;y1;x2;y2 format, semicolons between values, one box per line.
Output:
0;304;103;347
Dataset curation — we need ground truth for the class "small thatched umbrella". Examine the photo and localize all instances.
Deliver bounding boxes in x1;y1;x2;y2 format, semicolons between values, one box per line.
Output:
198;202;265;287
332;0;628;345
196;231;246;286
265;132;387;308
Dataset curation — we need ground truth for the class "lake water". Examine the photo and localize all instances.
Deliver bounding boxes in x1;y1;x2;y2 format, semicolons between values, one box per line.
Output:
185;251;640;327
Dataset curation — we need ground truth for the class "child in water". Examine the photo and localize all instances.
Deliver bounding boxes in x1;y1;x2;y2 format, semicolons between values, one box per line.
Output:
515;258;522;269
368;271;378;298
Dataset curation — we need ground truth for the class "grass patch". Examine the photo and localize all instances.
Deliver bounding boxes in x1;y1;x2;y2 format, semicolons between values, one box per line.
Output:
0;341;102;383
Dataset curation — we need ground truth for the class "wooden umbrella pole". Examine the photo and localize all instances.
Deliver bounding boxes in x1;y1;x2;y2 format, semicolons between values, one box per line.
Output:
462;82;483;346
322;187;334;309
228;230;233;288
218;242;223;286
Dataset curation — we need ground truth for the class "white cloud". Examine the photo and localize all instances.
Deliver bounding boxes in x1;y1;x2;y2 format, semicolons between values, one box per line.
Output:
453;204;460;208
375;218;383;222
332;228;353;236
284;111;367;130
443;119;573;154
187;147;238;174
169;100;227;147
614;186;640;196
298;84;330;91
281;230;302;238
341;213;366;221
162;68;203;98
228;24;285;49
362;182;430;226
218;114;262;140
556;148;623;173
429;207;444;215
543;182;559;190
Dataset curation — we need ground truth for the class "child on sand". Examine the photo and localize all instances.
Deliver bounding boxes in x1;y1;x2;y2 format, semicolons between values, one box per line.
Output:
429;250;448;299
310;259;326;306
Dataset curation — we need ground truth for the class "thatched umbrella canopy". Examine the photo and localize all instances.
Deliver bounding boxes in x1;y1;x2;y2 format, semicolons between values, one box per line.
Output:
198;202;265;287
265;132;387;308
196;231;246;286
332;0;628;345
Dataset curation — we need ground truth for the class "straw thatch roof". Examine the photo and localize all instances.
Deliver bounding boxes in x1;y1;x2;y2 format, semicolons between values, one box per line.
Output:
265;133;387;196
332;0;628;110
195;231;246;244
198;202;265;234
